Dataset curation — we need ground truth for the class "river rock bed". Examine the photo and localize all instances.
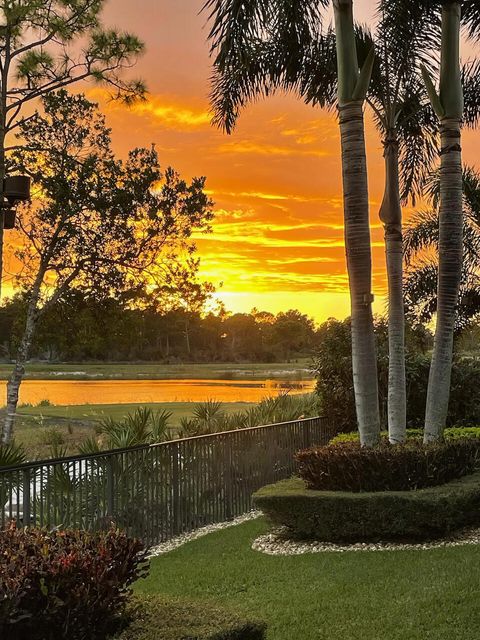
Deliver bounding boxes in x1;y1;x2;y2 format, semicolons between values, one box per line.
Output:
252;527;480;554
148;510;261;557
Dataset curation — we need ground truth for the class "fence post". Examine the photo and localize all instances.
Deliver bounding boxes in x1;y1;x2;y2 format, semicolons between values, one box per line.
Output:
22;468;31;527
303;419;312;450
106;458;115;518
224;438;233;520
172;444;180;534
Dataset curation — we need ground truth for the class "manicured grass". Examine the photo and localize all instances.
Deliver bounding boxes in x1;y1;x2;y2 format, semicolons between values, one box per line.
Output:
0;361;311;381
138;518;480;640
12;402;257;459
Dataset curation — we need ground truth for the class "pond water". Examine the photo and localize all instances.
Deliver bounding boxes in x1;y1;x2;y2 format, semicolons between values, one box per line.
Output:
8;378;316;406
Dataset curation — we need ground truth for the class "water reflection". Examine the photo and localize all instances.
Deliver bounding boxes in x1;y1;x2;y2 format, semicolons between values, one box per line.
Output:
8;378;316;406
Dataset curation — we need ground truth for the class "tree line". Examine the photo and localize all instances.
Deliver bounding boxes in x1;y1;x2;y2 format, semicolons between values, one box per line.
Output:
0;294;318;363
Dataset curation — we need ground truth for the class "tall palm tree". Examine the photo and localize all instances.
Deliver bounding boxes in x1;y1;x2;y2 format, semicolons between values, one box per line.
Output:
404;166;480;330
356;3;440;442
332;0;380;446
420;0;480;441
205;0;446;444
204;0;380;445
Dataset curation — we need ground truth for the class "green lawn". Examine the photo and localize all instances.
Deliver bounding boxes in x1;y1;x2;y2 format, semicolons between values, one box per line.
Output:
17;400;256;422
0;361;312;380
138;518;480;640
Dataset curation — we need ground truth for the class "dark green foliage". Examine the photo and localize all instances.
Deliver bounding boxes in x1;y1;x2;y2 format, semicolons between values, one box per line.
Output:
253;473;480;542
178;394;320;438
313;317;433;432
115;596;266;640
78;407;173;453
0;441;26;466
295;440;480;492
330;426;480;444
0;524;148;640
313;317;480;431
0;294;318;363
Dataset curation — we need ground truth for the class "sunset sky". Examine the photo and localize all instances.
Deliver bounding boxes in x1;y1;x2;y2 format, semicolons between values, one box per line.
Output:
22;1;480;322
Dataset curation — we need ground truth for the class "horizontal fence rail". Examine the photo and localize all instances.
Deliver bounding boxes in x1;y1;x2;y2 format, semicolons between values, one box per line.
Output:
0;416;333;547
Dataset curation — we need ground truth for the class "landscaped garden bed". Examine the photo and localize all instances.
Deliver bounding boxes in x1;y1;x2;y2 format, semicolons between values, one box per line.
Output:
253;437;480;542
253;472;480;542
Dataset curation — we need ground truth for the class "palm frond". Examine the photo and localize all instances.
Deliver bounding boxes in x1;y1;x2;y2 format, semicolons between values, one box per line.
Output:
404;259;440;323
0;441;26;467
405;166;480;329
463;165;480;221
204;0;328;65
396;83;439;203
209;26;337;132
463;60;480;128
404;209;439;264
377;0;441;77
462;0;480;41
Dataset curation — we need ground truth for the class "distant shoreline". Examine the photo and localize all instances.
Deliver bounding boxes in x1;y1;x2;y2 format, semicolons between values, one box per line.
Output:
0;361;314;381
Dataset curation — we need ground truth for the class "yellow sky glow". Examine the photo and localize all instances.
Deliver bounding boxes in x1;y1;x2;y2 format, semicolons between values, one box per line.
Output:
6;0;479;324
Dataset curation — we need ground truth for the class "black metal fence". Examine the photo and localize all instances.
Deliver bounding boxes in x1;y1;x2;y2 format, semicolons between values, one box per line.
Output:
0;416;333;547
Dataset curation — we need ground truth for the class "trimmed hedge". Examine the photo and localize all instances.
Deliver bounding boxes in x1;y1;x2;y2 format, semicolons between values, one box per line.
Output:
115;596;267;640
295;439;480;492
329;426;480;445
253;473;480;542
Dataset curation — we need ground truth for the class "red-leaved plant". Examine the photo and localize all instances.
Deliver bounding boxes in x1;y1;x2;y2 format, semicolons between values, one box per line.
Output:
0;523;149;640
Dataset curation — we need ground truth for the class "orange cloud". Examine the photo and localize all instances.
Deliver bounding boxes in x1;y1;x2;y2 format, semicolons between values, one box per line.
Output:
217;139;330;157
70;3;480;322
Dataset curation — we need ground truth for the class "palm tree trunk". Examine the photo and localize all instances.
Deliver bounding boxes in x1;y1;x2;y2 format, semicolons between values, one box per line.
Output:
424;117;463;441
379;130;406;443
424;2;463;442
334;0;380;446
338;101;380;446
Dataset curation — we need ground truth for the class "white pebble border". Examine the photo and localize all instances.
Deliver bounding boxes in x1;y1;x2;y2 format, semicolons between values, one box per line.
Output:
148;510;262;557
252;527;480;555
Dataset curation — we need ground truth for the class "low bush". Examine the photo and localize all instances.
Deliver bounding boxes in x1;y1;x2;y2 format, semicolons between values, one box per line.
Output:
115;596;267;640
329;426;480;445
295;439;480;492
253;473;480;542
38;426;65;446
0;524;148;640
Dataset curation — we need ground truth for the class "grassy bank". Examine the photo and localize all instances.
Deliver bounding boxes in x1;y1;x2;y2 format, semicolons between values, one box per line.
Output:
12;401;257;459
139;518;480;640
0;361;312;381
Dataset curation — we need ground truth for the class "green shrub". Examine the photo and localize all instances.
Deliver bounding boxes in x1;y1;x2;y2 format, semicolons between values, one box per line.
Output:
178;393;321;438
295;440;480;492
0;524;148;640
253;474;480;542
0;441;26;467
314;318;480;432
115;596;266;640
329;426;480;445
79;407;172;454
37;399;53;407
38;426;65;446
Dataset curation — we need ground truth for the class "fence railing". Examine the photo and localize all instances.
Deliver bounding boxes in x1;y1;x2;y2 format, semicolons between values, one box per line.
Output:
0;416;333;547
